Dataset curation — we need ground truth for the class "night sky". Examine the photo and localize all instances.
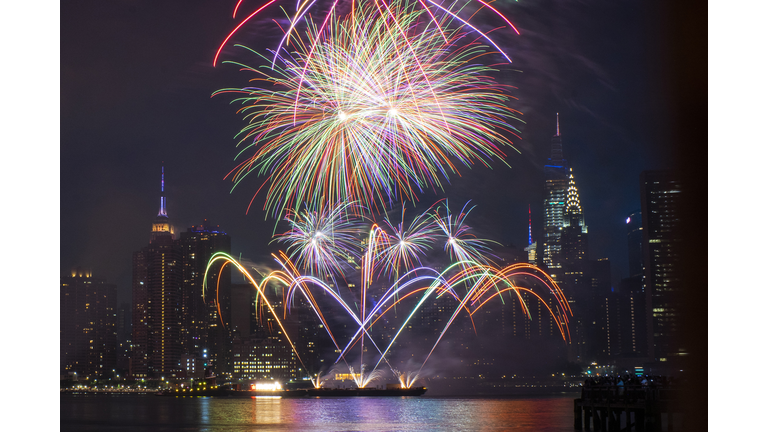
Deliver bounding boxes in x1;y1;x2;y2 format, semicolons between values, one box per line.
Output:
60;0;680;306
0;0;721;427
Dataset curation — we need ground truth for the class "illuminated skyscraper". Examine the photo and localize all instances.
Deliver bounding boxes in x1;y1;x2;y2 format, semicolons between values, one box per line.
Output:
524;204;538;265
560;169;590;360
130;165;236;380
541;135;606;363
561;168;588;266
542;114;569;280
130;165;183;379
640;170;683;362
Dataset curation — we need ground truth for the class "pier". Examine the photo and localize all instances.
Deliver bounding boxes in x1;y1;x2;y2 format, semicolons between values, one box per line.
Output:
574;382;681;431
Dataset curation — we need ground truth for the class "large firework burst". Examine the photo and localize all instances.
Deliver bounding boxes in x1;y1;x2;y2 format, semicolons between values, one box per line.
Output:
215;1;522;218
272;201;365;278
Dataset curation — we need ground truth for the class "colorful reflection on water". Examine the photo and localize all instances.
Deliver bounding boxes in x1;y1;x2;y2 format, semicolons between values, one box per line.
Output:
61;394;576;431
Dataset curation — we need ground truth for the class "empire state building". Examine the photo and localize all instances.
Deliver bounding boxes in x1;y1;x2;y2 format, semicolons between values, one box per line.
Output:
130;164;183;379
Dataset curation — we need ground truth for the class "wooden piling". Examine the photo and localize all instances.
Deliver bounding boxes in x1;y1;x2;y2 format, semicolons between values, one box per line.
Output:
574;399;583;430
575;384;678;431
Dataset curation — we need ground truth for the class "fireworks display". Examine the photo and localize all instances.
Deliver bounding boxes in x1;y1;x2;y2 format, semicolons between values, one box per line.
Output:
272;201;364;279
214;0;521;67
207;0;568;390
215;1;522;218
433;200;498;265
205;202;572;388
377;204;438;280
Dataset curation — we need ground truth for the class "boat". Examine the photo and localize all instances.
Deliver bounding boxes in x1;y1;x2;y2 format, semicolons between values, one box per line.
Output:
156;387;308;397
306;386;427;397
157;386;427;397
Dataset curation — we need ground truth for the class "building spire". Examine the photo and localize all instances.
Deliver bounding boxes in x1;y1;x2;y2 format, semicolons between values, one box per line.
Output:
157;163;168;218
549;113;564;162
565;168;582;215
528;204;532;246
150;162;173;241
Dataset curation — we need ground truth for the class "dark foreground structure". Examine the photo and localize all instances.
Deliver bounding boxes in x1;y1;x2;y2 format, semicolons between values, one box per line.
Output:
574;384;680;431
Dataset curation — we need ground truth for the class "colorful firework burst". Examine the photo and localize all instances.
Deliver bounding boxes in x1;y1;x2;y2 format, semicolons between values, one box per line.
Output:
215;1;522;218
376;205;439;279
272;201;365;278
214;0;521;67
433;200;498;265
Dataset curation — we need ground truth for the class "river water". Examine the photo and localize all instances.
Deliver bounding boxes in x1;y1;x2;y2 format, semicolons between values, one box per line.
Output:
61;393;577;431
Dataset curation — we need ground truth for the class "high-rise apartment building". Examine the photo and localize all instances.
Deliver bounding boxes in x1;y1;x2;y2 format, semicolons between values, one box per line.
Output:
60;268;117;379
640;170;683;362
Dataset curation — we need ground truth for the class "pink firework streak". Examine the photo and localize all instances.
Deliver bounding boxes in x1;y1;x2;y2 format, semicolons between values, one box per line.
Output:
213;0;521;67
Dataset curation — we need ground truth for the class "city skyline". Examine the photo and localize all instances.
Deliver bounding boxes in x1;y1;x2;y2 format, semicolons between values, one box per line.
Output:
60;1;682;306
43;0;714;430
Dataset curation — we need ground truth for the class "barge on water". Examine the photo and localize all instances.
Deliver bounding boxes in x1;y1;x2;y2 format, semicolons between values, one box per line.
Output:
156;387;306;398
156;386;427;397
307;386;427;397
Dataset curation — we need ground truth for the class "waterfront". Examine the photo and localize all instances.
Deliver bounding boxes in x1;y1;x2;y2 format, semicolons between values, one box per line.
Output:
61;393;576;431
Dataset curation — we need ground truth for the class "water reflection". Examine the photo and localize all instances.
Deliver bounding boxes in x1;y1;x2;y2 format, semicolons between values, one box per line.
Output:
61;394;576;431
251;396;281;425
199;396;210;425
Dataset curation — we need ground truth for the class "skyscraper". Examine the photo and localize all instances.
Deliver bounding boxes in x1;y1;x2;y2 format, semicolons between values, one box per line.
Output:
178;220;231;377
524;204;538;265
558;168;591;362
542;114;569;280
619;210;647;358
130;165;184;379
130;165;234;380
626;210;644;279
561;168;588;266
640;170;683;362
60;268;117;379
